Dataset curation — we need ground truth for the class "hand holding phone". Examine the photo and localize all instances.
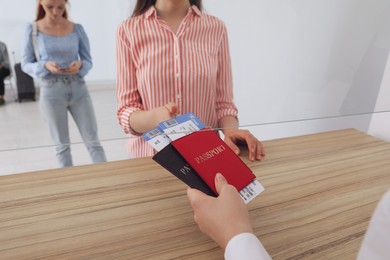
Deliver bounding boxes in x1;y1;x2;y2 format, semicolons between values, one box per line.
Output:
59;67;69;72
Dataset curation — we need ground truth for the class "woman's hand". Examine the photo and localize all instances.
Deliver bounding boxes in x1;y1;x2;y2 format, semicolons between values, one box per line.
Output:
63;61;83;74
155;102;178;123
223;129;265;162
218;116;265;161
44;61;82;75
45;61;62;73
129;102;179;134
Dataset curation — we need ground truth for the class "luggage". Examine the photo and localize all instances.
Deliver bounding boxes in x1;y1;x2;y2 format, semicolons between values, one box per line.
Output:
14;63;36;102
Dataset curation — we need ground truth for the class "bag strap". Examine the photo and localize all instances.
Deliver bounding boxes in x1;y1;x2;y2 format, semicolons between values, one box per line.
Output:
32;22;40;61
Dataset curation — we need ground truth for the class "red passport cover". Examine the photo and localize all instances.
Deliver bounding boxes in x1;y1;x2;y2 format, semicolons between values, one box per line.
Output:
172;129;256;194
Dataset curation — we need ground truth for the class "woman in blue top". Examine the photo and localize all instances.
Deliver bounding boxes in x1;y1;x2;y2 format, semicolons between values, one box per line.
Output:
21;0;106;167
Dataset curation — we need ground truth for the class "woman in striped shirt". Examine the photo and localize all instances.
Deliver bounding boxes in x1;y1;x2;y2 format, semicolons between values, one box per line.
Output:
116;0;265;160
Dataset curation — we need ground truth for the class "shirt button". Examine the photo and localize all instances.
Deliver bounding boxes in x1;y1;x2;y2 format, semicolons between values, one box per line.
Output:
176;73;180;78
176;94;181;99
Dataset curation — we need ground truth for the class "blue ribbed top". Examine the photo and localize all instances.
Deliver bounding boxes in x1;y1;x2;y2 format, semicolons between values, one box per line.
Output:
21;22;92;79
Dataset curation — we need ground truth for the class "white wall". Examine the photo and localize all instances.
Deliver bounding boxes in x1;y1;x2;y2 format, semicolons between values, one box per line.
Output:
1;0;390;142
204;0;390;141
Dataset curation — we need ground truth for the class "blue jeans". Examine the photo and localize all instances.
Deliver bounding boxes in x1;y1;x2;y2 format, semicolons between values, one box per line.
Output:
39;74;107;167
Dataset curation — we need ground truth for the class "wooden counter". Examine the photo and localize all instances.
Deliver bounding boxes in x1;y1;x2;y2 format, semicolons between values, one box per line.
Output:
1;129;390;259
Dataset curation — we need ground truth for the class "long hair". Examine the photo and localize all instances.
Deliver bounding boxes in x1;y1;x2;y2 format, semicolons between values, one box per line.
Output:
132;0;202;17
35;0;69;21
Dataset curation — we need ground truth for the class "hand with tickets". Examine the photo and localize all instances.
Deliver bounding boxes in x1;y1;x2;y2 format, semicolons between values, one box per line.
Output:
187;173;253;248
130;102;178;134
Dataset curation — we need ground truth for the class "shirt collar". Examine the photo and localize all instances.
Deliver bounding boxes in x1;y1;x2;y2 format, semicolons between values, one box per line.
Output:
190;5;202;17
144;5;201;19
144;5;156;19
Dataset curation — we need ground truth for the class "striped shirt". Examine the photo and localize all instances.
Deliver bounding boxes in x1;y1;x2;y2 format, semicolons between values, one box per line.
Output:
116;5;238;158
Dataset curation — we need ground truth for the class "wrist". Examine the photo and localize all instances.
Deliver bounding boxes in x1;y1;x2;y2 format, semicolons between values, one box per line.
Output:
223;226;254;248
151;106;168;127
222;127;238;136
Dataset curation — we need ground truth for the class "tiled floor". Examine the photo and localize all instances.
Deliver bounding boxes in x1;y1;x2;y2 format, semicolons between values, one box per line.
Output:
0;83;130;176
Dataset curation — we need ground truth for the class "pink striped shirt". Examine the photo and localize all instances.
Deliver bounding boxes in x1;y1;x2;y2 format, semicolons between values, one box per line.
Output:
116;5;238;158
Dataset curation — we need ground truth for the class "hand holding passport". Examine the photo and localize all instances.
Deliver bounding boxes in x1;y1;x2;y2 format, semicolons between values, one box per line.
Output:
143;113;264;203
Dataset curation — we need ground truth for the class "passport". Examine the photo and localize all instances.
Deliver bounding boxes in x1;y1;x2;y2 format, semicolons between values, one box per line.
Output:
152;143;216;197
172;129;257;194
146;113;264;203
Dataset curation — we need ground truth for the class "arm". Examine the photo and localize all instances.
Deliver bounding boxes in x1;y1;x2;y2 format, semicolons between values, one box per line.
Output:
21;23;50;78
73;24;92;77
187;173;271;260
129;102;178;134
219;116;265;161
216;24;265;161
225;233;271;260
115;22;174;135
0;43;10;69
357;190;390;260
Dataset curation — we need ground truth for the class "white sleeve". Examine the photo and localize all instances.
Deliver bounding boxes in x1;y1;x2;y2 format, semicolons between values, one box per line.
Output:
357;190;390;260
224;233;272;260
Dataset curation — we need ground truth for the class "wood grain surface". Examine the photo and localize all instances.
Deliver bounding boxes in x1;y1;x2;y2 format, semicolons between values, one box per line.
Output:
1;129;390;259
